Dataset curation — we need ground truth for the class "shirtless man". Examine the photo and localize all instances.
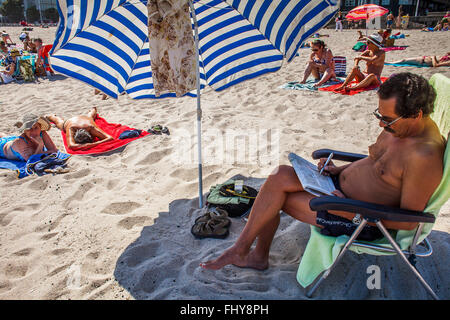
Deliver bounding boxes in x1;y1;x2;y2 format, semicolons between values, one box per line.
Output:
47;107;113;151
200;72;445;271
336;34;385;92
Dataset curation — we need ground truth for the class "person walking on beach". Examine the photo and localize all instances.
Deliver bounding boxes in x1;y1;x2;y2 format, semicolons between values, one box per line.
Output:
200;73;445;272
335;34;385;92
47;107;113;151
335;11;343;32
386;12;394;29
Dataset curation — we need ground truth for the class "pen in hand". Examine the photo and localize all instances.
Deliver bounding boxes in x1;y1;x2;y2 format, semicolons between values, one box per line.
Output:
319;152;334;175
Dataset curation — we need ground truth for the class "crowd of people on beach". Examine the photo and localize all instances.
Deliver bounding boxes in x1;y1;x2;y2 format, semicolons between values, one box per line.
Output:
0;29;54;85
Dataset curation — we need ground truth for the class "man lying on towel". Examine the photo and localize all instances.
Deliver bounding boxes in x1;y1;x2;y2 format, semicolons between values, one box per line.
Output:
336;34;385;92
47;107;113;151
200;73;445;271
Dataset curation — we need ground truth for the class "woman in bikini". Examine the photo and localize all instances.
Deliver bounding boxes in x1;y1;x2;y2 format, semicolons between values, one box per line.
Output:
0;114;58;162
389;52;450;67
299;39;336;87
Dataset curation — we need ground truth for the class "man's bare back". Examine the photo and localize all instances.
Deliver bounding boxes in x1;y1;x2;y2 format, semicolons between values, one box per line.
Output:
47;108;113;150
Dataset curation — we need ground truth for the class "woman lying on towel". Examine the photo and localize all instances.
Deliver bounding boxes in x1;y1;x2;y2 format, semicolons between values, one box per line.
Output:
47;107;113;151
300;39;336;88
389;52;450;68
0;114;57;161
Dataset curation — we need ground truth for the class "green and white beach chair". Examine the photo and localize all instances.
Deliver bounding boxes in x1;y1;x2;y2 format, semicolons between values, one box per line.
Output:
297;73;449;300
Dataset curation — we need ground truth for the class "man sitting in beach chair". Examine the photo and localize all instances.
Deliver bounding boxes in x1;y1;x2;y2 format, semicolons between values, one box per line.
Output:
200;73;445;272
335;34;385;92
47;107;113;151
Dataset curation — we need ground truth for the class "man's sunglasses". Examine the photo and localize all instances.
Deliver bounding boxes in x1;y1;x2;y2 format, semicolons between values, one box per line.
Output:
373;108;403;127
311;48;319;52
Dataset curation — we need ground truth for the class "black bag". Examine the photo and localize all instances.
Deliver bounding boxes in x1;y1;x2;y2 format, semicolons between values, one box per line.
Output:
213;183;258;218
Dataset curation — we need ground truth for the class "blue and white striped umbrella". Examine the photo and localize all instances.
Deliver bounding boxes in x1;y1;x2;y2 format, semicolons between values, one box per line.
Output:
50;0;340;99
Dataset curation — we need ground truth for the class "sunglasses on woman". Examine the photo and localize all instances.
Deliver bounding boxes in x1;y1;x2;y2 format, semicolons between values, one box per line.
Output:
373;108;403;127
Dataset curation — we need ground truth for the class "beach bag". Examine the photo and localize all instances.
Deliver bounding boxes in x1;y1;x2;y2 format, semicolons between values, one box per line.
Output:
352;42;366;52
35;63;46;77
207;180;258;217
18;59;34;82
332;56;346;77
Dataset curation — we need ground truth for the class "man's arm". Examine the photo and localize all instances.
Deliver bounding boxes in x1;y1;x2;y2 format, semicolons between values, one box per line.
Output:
393;148;443;230
357;51;384;63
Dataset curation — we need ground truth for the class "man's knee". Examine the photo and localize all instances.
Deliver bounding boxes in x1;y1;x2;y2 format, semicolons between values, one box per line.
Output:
269;165;295;183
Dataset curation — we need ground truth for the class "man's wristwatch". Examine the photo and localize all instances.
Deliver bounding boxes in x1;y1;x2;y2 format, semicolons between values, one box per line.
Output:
352;214;362;225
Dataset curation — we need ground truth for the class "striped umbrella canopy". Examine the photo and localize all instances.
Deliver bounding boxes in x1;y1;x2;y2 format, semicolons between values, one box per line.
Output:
50;0;340;99
50;0;340;207
345;4;388;21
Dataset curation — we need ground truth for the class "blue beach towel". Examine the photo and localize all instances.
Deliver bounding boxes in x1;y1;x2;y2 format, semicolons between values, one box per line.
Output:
384;62;431;68
280;78;344;91
0;151;71;178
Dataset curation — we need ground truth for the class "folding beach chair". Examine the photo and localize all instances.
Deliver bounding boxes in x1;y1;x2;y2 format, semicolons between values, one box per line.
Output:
332;56;346;77
298;73;449;300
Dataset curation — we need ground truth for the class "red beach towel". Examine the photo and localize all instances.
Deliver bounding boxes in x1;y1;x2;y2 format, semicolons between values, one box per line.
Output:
381;46;408;52
319;77;388;95
61;116;150;155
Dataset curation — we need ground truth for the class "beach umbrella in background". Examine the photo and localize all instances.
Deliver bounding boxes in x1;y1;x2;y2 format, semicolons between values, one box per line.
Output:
49;0;340;207
346;4;388;35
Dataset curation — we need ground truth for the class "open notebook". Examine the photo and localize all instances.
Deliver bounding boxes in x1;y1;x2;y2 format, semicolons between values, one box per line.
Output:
288;152;336;197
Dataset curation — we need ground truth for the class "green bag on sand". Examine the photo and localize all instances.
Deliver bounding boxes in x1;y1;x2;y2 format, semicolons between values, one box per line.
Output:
352;41;366;52
19;59;35;82
207;179;258;217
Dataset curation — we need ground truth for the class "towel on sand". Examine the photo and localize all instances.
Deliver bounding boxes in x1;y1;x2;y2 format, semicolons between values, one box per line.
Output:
0;151;71;179
280;78;344;91
318;77;388;95
384;62;430;68
61;116;150;155
381;46;408;52
296;73;450;288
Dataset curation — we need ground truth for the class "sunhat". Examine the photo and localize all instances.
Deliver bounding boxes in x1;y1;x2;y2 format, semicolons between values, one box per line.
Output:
365;33;383;48
17;114;51;132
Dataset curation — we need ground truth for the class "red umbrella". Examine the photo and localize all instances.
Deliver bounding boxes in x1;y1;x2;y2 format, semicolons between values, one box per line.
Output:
346;4;389;21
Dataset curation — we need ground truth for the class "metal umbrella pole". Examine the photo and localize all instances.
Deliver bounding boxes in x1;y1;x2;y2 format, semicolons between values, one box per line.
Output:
189;0;204;208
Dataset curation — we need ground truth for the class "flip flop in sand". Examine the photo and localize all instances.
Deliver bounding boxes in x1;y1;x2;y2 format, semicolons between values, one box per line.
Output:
191;218;230;239
194;207;231;227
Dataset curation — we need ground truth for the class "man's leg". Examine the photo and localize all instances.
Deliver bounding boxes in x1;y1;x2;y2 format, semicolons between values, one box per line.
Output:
347;73;380;90
87;107;98;119
200;165;319;270
335;66;364;90
46;115;65;131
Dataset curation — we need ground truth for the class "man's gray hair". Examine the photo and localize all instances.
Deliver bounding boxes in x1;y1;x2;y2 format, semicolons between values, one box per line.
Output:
74;129;93;144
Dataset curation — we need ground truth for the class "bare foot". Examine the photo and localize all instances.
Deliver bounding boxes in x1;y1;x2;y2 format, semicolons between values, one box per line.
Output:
335;85;345;91
200;247;268;271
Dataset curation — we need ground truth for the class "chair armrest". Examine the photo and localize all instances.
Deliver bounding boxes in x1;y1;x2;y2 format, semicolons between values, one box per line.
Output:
312;148;367;162
309;196;435;223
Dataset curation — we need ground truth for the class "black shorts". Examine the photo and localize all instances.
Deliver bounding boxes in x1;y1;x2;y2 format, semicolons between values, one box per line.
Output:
316;174;383;241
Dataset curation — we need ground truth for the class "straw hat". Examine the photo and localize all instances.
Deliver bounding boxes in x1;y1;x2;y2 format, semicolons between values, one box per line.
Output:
16;114;51;132
365;33;383;48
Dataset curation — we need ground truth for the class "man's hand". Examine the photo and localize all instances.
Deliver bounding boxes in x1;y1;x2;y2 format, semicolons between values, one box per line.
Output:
331;190;346;198
317;158;340;176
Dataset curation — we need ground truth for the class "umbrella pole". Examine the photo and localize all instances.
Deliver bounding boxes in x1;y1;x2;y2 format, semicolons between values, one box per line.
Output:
189;0;204;208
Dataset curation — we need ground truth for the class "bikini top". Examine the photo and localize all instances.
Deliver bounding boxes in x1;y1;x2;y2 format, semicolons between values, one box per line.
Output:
9;133;47;162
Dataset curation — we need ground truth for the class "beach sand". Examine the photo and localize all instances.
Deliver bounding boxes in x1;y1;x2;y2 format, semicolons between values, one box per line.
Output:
0;27;449;299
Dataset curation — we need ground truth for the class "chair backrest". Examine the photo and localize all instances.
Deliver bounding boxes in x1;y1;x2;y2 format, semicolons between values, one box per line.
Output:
332;56;346;77
396;73;450;248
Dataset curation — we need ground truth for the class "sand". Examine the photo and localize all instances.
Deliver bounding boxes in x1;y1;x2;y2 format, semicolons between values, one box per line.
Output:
0;26;449;300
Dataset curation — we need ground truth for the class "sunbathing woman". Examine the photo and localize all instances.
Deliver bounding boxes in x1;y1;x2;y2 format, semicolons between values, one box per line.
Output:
389;52;450;67
47;107;113;151
300;39;336;88
0;114;57;162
